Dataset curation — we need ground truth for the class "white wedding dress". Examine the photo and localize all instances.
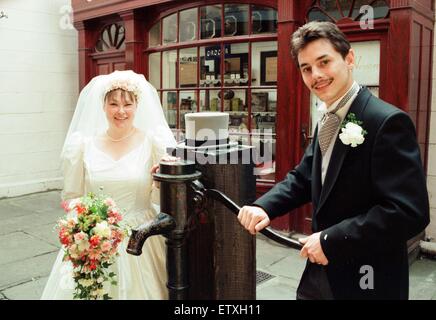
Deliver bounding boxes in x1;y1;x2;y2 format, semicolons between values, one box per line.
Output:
41;133;168;300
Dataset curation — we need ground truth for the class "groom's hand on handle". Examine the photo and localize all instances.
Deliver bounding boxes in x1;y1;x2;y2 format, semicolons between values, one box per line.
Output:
299;232;329;265
237;206;329;265
237;206;271;235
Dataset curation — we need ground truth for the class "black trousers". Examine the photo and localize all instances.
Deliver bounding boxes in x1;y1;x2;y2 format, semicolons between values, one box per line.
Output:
296;262;334;300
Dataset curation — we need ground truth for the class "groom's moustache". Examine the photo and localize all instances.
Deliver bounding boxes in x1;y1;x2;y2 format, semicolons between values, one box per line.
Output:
311;78;333;89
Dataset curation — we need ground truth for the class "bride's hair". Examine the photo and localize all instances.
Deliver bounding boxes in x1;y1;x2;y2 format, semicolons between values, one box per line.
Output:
105;88;136;104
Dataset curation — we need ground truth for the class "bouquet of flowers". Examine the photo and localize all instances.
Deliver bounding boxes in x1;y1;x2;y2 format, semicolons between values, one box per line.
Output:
57;192;129;300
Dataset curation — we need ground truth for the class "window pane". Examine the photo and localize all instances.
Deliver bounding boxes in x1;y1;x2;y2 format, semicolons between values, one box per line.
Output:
251;41;277;87
226;89;249;140
200;5;222;39
199;90;220;112
180;91;197;131
180;8;198;42
224;43;249;87
252;130;276;181
149;21;161;47
224;4;249;36
148;52;161;89
369;0;389;19
251;89;276;182
162;50;177;89
179;48;198;88
251;89;277;136
163;13;177;45
162;91;177;129
251;6;277;34
307;7;332;22
320;0;342;21
200;46;222;87
351;40;380;86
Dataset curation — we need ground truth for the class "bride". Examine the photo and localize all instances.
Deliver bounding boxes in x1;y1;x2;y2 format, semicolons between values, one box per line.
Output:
41;70;176;299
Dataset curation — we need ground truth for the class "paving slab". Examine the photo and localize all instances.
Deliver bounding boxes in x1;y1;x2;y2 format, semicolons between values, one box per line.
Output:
256;236;297;269
2;276;48;300
0;202;36;219
409;257;436;300
0;251;58;290
9;191;62;214
23;223;61;248
0;232;58;266
0;214;53;236
256;275;298;300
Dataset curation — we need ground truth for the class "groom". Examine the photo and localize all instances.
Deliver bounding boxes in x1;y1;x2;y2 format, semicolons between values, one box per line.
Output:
238;21;430;300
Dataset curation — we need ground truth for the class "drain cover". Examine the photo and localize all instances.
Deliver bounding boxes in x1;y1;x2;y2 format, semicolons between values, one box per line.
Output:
256;270;275;285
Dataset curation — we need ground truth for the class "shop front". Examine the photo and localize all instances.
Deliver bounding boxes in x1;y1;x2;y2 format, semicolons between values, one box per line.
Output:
72;0;434;236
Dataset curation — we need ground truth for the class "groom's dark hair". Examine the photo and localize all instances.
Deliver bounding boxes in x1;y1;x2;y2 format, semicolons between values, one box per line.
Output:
291;21;351;65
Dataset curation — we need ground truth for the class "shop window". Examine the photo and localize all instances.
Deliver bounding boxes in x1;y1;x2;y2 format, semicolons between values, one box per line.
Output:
162;50;177;89
307;0;389;23
147;3;278;181
251;41;277;87
200;45;223;86
224;4;249;36
179;47;198;88
163;91;177;129
200;5;222;39
163;13;178;44
149;52;161;89
224;43;249;87
180;8;198;42
200;90;221;112
149;21;160;47
251;5;277;34
179;91;197;131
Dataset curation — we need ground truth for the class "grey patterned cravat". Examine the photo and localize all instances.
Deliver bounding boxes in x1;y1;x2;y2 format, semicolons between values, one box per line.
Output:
318;84;360;157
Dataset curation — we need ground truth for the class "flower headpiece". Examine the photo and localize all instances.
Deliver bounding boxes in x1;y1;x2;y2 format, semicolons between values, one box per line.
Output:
103;78;141;102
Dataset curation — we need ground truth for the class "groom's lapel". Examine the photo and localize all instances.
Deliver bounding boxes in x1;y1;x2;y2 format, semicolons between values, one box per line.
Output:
312;126;322;210
315;87;372;215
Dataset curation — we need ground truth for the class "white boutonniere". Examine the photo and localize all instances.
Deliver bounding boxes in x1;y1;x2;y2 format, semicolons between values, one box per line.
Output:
339;113;367;147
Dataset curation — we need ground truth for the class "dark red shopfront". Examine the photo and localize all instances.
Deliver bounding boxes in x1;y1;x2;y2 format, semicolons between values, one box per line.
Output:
72;0;434;236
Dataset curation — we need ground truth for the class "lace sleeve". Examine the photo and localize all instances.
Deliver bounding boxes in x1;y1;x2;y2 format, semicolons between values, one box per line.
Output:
61;133;85;201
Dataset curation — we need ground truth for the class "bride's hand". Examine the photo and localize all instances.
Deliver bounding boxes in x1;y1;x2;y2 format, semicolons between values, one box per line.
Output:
150;164;160;175
150;155;179;189
150;164;160;189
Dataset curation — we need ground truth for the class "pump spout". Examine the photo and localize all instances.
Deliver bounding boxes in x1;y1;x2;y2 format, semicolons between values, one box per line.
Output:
126;212;176;256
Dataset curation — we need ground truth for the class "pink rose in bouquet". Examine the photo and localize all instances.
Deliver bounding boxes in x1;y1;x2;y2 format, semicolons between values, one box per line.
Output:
57;192;129;300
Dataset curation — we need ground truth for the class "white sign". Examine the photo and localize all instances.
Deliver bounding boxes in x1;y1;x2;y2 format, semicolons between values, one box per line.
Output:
352;40;380;86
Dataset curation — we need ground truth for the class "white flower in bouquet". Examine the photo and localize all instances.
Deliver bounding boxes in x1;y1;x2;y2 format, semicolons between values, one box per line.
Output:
93;221;111;238
78;278;94;287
